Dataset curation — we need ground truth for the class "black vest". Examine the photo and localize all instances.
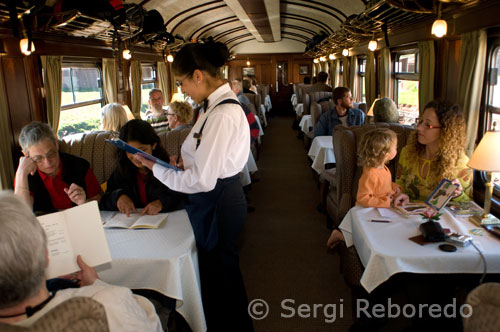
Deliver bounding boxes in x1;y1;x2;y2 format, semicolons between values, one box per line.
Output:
28;152;90;213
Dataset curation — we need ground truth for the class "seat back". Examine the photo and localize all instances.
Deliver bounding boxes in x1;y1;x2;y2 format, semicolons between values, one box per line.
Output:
244;93;260;111
0;297;109;332
331;122;414;225
309;91;332;104
311;100;335;131
463;282;500;332
162;127;192;157
353;102;367;114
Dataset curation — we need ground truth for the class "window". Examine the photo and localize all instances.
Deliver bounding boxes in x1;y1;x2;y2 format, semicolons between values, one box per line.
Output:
358;57;366;103
393;50;419;125
58;61;103;138
141;63;157;118
484;43;500;193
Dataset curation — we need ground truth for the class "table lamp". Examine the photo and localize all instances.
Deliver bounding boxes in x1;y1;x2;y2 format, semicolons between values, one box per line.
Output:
367;98;380;117
467;130;500;226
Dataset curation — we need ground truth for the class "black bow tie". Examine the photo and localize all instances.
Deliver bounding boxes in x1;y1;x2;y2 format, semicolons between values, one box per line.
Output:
203;99;209;111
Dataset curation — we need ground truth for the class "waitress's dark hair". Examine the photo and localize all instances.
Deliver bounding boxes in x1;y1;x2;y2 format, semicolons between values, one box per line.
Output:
115;119;169;179
172;40;229;78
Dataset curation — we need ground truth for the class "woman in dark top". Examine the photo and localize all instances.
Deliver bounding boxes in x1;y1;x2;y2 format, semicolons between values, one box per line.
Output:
100;119;185;214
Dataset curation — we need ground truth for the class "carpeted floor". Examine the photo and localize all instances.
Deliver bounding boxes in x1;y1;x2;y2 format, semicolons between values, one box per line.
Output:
239;115;354;332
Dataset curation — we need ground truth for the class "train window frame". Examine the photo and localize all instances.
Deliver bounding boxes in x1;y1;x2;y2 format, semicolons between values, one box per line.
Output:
482;39;500;197
358;56;367;103
58;60;104;138
392;49;419;125
140;63;157;117
339;60;343;86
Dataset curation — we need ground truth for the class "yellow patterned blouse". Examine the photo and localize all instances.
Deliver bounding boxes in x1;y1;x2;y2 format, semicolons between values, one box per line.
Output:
396;146;473;202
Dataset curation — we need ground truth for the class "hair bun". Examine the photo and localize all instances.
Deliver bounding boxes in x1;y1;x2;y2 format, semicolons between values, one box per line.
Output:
203;40;229;68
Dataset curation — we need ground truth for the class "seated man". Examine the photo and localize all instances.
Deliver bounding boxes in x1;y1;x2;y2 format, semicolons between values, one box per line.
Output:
0;191;162;331
14;122;102;213
231;79;260;145
145;88;170;134
314;87;365;137
306;71;331;93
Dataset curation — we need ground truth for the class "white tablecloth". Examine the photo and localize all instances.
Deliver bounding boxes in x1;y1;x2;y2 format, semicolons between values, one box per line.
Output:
99;209;207;332
307;135;335;174
254;116;264;144
240;150;258;186
291;94;297;106
264;95;272;111
299;115;313;135
259;105;268;126
339;206;500;293
295;103;304;116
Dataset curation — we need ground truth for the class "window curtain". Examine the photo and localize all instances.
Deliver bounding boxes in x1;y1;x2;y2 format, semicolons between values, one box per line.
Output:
0;58;14;189
329;60;336;88
379;48;391;98
418;41;435;116
342;57;349;89
40;56;62;132
130;60;142;118
320;61;327;72
167;62;176;101
365;52;376;111
157;61;170;104
102;58;117;104
349;55;358;101
457;30;487;156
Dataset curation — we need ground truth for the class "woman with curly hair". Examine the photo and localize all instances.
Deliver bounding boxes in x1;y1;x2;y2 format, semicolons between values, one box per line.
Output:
396;100;472;201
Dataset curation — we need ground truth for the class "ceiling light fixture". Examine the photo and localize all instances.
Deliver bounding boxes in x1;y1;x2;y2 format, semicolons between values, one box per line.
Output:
246;57;251;66
19;38;35;56
122;49;132;60
313;58;319;64
431;2;447;38
368;33;377;51
329;54;335;60
342;48;349;57
167;54;174;63
319;56;326;62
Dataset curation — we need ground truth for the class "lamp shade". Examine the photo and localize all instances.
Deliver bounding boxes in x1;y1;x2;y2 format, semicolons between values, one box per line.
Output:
467;131;500;172
122;49;132;60
166;54;174;62
368;39;377;51
431;19;447;38
367;98;380;117
342;48;349;57
19;38;35;55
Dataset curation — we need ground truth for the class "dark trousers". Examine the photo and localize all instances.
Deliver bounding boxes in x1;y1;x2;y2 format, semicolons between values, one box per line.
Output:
197;179;254;332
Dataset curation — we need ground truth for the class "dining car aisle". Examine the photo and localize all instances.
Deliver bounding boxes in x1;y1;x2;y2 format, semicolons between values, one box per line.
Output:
239;115;353;332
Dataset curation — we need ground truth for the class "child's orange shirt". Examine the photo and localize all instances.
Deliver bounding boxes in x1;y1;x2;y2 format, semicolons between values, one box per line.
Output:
356;166;400;208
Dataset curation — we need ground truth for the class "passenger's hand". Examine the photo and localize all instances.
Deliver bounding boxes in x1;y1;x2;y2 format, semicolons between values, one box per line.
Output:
175;156;184;170
393;193;410;207
17;156;37;177
117;194;136;216
65;183;86;205
141;199;163;215
451;178;463;198
133;153;155;170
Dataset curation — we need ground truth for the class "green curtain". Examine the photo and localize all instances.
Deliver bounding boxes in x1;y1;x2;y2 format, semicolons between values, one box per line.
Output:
130;60;142;118
0;57;14;189
365;52;376;111
418;41;435;116
379;48;391;98
342;57;349;89
329;59;336;88
102;58;117;104
40;56;62;132
457;29;487;156
349;55;358;101
157;61;170;104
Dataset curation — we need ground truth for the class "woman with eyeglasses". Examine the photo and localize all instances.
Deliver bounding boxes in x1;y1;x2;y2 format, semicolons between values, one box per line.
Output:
395;100;472;202
14;122;102;213
134;40;253;331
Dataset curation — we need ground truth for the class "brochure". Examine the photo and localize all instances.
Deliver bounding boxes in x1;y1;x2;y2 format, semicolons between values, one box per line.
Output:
446;200;483;217
101;211;168;229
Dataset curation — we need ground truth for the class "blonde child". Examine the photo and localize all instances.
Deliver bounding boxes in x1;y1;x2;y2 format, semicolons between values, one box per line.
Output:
327;128;409;248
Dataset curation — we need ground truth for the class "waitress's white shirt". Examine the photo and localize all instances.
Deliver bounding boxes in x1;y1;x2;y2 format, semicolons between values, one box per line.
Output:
153;84;250;194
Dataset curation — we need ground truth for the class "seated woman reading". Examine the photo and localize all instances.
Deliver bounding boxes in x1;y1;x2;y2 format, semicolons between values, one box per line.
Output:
395;100;472;202
100;119;185;215
14;122;102;213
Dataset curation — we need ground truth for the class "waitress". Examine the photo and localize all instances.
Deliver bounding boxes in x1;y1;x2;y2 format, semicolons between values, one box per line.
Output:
135;40;253;331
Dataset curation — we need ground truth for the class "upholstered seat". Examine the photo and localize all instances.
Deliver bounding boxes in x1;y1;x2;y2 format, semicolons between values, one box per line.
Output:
310;100;336;133
0;297;109;332
162;127;192;158
463;282;500;332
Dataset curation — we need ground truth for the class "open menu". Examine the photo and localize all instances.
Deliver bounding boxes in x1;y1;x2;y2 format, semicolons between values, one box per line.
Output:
37;201;111;279
101;211;168;229
105;138;181;171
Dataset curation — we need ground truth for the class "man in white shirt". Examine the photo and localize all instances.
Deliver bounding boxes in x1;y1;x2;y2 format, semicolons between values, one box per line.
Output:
0;191;162;332
145;88;170;134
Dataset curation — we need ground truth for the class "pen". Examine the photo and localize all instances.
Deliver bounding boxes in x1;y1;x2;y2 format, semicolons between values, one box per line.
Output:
371;219;390;223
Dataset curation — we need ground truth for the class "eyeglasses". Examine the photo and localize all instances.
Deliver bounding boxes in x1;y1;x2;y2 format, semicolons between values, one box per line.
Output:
417;119;442;129
175;74;192;88
30;150;58;163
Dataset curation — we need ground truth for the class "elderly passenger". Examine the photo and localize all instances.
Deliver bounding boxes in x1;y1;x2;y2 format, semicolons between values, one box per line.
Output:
373;97;399;123
0;191;161;331
14;122;101;213
167;101;193;131
100;103;132;132
396;100;472;202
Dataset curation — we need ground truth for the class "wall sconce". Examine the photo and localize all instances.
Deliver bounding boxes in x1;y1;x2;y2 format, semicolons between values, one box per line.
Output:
0;40;6;55
319;56;326;62
431;2;447;38
246;57;250;66
166;54;174;63
122;48;132;60
329;54;335;60
19;38;35;55
342;48;349;57
313;58;319;64
368;34;377;51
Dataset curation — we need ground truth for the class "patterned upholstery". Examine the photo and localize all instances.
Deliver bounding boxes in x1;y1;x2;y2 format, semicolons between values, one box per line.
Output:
310;100;336;132
463;283;500;332
0;297;109;332
325;123;414;287
162;127;192;157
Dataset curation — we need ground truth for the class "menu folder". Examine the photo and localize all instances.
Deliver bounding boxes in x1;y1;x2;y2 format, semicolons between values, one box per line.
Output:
105;138;181;171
